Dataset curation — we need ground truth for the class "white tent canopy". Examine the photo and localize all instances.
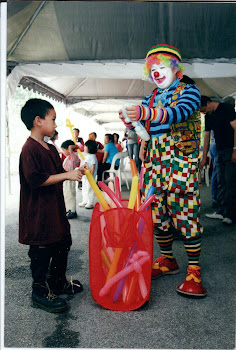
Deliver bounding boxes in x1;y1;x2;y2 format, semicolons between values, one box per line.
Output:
2;0;236;193
7;59;236;105
6;1;236;112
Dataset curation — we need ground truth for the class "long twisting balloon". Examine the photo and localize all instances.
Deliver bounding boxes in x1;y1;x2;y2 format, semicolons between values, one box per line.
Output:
66;118;85;160
122;103;150;142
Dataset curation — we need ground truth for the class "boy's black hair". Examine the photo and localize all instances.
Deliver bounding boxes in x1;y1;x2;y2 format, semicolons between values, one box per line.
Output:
73;128;80;133
201;95;212;107
85;140;97;154
105;133;114;143
21;98;54;130
61;140;75;149
91;132;97;138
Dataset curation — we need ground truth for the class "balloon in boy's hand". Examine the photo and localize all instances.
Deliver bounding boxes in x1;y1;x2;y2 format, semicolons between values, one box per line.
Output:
85;170;109;211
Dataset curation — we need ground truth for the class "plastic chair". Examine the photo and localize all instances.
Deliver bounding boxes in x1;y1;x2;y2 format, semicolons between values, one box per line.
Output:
102;151;130;190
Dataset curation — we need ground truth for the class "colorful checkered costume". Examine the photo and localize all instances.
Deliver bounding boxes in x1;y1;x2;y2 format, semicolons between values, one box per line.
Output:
124;78;202;261
122;43;207;297
139;80;202;237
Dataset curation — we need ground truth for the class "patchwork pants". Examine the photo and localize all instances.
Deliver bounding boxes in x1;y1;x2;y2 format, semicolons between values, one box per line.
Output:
142;134;202;238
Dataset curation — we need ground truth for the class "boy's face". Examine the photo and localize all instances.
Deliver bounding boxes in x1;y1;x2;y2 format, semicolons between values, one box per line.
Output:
61;148;70;157
151;63;177;89
38;108;57;137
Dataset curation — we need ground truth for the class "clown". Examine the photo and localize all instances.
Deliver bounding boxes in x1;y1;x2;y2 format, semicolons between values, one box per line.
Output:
119;43;206;297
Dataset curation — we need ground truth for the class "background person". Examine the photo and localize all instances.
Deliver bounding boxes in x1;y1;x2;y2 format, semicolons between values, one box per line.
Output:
126;128;140;172
97;133;119;181
89;132;104;165
79;139;98;209
200;95;236;225
61;140;80;219
113;133;123;152
73;128;84;151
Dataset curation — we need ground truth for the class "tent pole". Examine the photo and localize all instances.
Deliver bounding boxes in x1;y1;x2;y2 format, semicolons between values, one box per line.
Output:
7;1;48;59
65;77;89;98
200;78;222;100
5;103;11;195
0;3;7;349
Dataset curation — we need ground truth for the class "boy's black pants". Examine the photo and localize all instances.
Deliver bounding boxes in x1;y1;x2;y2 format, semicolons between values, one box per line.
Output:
28;236;72;293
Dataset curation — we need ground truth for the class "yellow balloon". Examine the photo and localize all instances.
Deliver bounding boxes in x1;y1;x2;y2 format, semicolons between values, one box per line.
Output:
66;118;85;160
76;148;85;160
106;175;139;282
85;170;109;211
128;175;139;209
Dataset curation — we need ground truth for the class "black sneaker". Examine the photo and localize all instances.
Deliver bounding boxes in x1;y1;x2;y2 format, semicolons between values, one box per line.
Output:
31;283;69;313
66;210;77;219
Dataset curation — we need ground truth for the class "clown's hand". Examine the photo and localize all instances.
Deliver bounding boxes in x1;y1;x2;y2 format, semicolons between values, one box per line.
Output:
118;109;125;121
124;106;137;121
122;103;150;142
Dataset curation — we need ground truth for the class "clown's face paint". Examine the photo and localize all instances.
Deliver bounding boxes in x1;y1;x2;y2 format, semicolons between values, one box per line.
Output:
151;63;177;89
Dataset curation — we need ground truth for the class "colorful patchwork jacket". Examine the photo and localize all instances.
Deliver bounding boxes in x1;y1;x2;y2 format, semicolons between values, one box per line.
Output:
125;79;201;155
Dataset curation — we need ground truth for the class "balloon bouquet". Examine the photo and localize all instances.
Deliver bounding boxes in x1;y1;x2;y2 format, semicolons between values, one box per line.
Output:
87;159;155;311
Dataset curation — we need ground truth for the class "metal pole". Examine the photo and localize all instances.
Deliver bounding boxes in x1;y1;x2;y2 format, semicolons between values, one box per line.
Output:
0;3;7;349
5;102;11;195
7;1;48;58
200;78;222;100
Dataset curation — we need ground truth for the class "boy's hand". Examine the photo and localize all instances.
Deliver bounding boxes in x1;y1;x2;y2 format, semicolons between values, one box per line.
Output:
79;164;87;175
66;166;86;181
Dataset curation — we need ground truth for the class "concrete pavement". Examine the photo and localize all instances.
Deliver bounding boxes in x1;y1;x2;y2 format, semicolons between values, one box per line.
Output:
4;175;236;349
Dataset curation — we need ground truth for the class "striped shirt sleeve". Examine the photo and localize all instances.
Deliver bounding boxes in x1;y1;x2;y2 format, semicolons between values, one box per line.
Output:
137;85;201;125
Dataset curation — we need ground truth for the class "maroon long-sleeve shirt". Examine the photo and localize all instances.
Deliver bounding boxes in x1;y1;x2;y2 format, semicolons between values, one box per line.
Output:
19;137;71;245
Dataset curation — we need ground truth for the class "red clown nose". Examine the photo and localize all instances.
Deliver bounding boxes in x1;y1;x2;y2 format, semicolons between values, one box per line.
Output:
154;71;160;78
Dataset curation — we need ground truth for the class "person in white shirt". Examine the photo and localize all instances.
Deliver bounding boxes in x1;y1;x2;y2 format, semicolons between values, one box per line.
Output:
79;140;98;209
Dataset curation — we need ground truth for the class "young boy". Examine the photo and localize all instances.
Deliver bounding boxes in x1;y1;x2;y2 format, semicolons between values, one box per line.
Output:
78;139;98;209
61;140;80;219
19;98;85;313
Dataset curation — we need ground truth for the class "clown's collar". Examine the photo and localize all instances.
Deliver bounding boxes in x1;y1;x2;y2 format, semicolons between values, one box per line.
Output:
157;78;180;93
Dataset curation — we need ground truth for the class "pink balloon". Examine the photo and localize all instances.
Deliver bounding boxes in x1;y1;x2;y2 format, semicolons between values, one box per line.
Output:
114;177;122;202
139;166;144;190
98;181;123;209
138;273;148;299
99;251;150;297
138;194;155;212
